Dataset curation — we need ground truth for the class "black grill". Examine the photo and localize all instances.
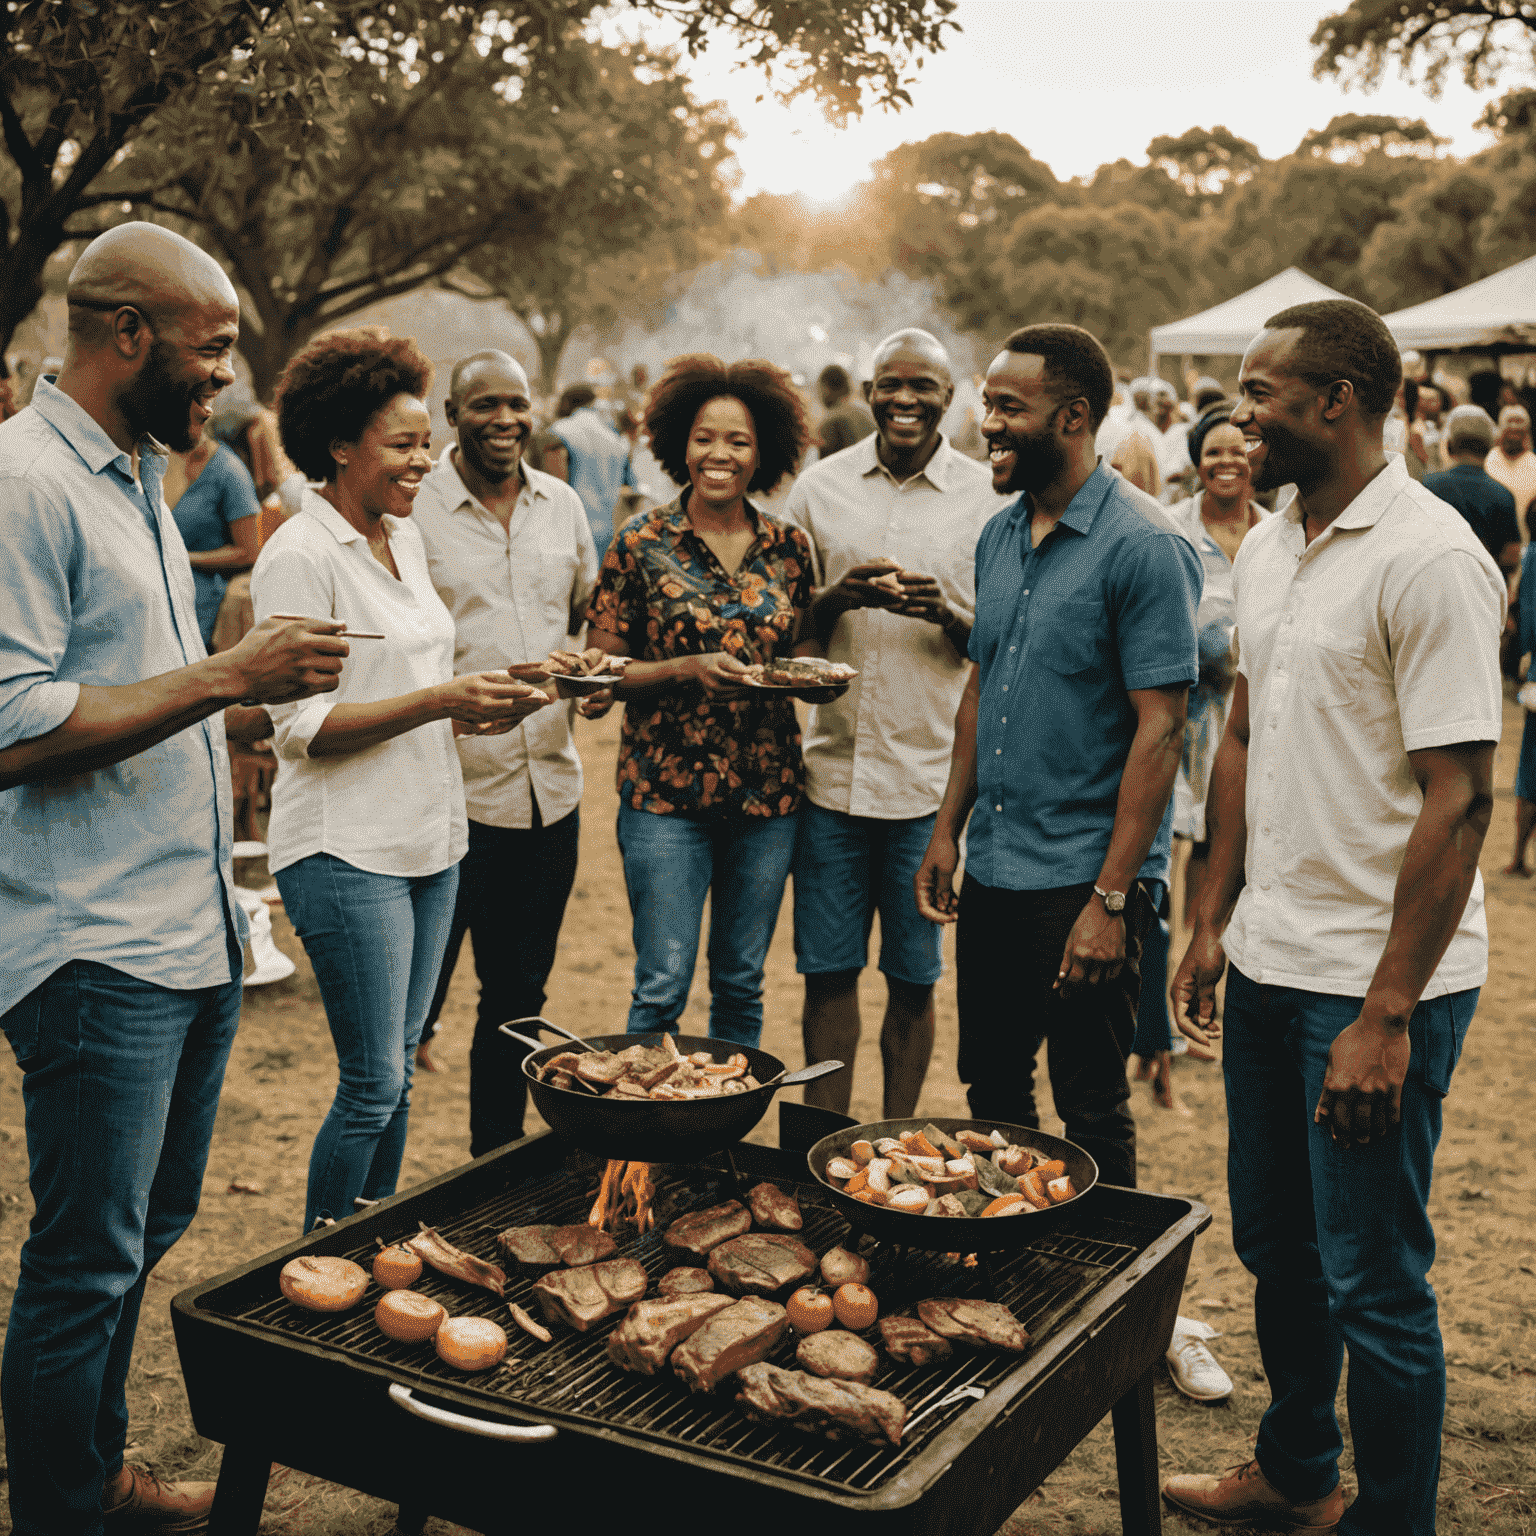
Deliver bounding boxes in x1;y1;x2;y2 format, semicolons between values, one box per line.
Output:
174;1129;1209;1536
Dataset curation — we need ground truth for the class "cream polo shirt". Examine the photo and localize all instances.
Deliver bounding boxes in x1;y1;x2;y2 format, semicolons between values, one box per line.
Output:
1222;455;1505;998
780;434;1009;819
412;449;598;829
252;489;467;878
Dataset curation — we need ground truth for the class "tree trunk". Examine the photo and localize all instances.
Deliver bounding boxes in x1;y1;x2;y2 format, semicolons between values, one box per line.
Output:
535;325;571;398
0;234;57;363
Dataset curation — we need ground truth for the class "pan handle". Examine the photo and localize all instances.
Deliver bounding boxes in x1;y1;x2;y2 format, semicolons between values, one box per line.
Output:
499;1026;547;1053
505;1014;596;1052
774;1058;844;1088
388;1383;556;1443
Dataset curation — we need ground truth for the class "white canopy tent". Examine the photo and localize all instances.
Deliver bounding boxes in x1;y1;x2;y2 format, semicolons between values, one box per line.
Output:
1148;267;1354;374
1382;255;1536;355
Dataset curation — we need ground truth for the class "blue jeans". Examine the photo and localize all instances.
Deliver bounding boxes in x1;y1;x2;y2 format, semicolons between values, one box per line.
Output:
1223;966;1477;1536
0;961;241;1536
276;854;458;1231
616;802;798;1047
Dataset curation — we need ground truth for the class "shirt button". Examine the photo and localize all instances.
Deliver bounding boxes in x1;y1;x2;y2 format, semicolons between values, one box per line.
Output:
1009;645;1016;653
1002;684;1009;692
995;748;1002;755
1000;717;1006;724
996;804;1003;812
1022;589;1030;597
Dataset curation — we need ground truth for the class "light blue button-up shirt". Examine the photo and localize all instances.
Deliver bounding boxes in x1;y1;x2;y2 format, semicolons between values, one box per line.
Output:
0;378;244;1015
966;462;1202;891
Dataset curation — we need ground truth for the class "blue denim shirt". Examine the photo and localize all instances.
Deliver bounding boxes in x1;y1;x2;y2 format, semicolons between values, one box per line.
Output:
0;379;244;1015
966;463;1201;891
551;407;637;557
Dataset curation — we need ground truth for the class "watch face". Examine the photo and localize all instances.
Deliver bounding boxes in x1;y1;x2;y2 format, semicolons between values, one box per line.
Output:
1097;887;1126;913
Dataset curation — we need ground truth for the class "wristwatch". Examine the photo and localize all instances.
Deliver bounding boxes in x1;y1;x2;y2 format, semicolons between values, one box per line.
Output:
1093;884;1127;914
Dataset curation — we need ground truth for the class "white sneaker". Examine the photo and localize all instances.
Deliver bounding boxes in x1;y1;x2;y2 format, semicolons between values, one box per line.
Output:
1166;1316;1234;1401
236;885;297;986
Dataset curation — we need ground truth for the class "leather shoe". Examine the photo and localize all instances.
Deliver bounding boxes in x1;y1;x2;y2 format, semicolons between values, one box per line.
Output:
102;1464;216;1533
1163;1459;1344;1529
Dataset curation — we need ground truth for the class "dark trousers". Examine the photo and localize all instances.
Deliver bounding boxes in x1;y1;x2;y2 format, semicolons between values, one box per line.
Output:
955;874;1151;1188
422;807;580;1156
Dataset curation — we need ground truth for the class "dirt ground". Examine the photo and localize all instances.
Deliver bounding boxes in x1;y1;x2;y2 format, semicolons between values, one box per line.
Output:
0;699;1532;1535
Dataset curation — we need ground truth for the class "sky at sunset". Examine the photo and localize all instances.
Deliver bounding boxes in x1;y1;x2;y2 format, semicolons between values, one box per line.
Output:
664;0;1502;202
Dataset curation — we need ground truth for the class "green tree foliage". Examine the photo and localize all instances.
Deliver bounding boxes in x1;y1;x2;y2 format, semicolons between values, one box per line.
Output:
1312;0;1536;95
1145;125;1265;199
0;0;957;364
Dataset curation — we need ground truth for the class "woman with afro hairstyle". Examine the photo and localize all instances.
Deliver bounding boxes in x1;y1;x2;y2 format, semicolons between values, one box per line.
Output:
585;354;814;1046
252;327;550;1230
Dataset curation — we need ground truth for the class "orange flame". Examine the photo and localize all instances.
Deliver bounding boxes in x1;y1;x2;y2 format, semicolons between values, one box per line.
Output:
588;1159;655;1233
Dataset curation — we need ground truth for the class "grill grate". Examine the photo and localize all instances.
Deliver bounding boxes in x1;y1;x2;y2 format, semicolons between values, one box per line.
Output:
222;1158;1138;1493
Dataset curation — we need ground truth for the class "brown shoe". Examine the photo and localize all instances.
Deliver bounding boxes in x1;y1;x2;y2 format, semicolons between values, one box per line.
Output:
1163;1459;1344;1530
102;1465;216;1533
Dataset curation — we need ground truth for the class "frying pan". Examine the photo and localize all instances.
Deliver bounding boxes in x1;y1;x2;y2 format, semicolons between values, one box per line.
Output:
501;1023;842;1163
806;1117;1098;1251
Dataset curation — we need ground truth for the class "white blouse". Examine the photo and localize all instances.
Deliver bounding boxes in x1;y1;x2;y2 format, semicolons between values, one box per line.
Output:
251;489;467;878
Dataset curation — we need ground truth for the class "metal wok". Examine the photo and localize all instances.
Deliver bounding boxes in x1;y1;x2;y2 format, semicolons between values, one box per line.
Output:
503;1025;842;1163
807;1117;1099;1251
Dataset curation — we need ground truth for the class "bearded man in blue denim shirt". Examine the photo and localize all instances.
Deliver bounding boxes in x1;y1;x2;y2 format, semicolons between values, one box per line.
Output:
0;223;347;1535
915;324;1200;1188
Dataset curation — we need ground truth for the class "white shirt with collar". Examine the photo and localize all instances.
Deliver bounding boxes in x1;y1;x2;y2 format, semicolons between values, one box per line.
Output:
1223;454;1505;998
251;487;466;878
780;433;1009;819
411;448;598;829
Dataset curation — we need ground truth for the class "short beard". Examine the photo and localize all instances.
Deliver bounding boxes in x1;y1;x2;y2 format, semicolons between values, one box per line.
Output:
119;339;201;452
462;435;522;486
1001;423;1067;494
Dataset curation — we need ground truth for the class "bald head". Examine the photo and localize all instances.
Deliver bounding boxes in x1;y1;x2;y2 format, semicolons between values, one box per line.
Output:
448;349;528;406
68;223;238;337
870;327;951;382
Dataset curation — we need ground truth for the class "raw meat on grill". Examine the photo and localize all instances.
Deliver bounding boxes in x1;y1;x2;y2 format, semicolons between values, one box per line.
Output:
747;1181;803;1232
879;1315;954;1367
662;1200;752;1259
707;1233;818;1297
795;1329;879;1385
606;1293;737;1375
657;1266;714;1297
531;1257;649;1332
671;1296;789;1393
495;1223;617;1270
735;1363;907;1446
917;1298;1030;1353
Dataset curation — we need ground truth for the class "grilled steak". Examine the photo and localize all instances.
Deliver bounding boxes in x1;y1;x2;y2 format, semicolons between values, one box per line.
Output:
671;1297;788;1393
747;1181;803;1232
574;1052;629;1087
796;1329;879;1385
663;1200;752;1259
916;1297;1029;1353
606;1293;736;1375
532;1257;648;1332
657;1266;714;1297
735;1363;907;1446
707;1233;817;1297
496;1223;616;1270
878;1315;954;1366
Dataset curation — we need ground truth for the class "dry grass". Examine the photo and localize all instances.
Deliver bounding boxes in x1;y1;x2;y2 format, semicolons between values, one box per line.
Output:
1;703;1532;1534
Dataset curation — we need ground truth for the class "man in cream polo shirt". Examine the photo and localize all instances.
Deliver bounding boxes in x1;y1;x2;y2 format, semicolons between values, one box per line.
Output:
1167;301;1505;1536
782;328;1007;1117
412;350;598;1153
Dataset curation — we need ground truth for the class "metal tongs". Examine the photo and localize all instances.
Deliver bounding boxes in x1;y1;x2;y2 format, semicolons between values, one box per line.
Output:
904;1383;986;1433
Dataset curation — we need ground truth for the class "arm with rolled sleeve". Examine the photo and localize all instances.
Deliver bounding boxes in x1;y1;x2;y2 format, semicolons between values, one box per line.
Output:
250;542;339;761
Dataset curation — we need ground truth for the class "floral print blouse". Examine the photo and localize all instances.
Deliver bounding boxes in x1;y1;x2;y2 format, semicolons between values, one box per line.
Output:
586;494;814;817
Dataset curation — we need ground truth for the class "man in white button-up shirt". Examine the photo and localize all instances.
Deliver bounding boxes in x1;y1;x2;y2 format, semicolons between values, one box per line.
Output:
412;352;599;1152
782;329;1008;1116
1165;301;1506;1536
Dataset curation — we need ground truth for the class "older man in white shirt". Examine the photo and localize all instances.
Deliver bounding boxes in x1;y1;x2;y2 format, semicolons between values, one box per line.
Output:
412;351;599;1153
782;328;1008;1117
1167;300;1505;1536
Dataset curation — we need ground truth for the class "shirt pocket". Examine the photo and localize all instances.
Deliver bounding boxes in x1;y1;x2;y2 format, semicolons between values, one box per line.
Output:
1032;597;1106;677
1305;625;1367;710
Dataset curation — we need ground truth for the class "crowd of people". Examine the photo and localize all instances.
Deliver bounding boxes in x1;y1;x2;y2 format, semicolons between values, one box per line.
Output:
0;218;1529;1536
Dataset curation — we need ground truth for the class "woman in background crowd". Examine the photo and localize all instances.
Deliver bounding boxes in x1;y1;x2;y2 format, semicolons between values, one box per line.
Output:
168;430;263;650
586;354;813;1047
253;328;549;1230
1128;404;1264;1109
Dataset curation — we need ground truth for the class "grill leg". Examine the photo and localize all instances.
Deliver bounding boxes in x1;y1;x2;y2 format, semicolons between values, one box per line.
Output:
207;1442;271;1536
1111;1364;1161;1536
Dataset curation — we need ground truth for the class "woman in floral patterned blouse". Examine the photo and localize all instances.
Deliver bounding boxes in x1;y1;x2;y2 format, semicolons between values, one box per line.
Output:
586;355;813;1046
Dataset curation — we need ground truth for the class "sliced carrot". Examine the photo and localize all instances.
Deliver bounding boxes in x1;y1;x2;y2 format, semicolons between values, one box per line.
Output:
850;1188;881;1205
1035;1159;1066;1180
908;1132;940;1160
849;1140;876;1165
980;1196;1028;1218
1022;1170;1049;1206
1046;1176;1077;1204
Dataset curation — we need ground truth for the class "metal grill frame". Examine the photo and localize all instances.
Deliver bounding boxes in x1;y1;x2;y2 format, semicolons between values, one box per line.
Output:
173;1132;1210;1536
